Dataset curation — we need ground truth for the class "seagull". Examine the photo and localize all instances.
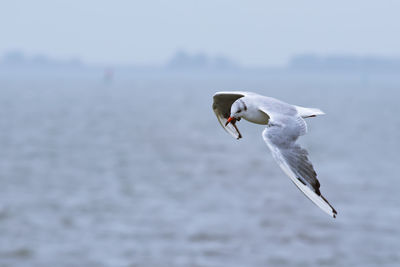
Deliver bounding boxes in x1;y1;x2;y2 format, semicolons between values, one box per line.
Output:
212;91;337;218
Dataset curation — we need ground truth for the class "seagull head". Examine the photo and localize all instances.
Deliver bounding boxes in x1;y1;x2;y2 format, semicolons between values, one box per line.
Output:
225;98;247;126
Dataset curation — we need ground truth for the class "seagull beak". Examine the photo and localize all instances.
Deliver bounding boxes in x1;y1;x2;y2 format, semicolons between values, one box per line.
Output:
225;116;236;126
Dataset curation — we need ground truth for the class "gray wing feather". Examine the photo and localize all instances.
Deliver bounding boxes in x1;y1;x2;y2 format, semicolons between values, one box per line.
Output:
212;92;248;139
279;144;320;193
262;115;337;218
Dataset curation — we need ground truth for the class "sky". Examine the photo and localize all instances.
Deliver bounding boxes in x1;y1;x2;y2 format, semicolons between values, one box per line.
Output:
1;0;400;67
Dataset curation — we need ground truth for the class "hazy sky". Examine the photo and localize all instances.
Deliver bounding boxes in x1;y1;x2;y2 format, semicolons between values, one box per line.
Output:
1;0;400;66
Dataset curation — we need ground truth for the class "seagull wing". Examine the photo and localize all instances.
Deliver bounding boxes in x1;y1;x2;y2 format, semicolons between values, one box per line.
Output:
212;91;256;139
262;114;337;218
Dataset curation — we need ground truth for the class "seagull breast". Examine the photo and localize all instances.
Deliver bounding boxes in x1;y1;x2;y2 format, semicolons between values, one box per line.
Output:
240;97;270;125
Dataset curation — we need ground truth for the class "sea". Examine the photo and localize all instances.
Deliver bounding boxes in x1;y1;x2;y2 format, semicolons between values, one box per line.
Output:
0;71;399;266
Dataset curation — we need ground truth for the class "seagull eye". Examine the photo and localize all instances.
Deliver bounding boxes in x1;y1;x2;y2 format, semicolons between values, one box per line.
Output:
237;109;242;113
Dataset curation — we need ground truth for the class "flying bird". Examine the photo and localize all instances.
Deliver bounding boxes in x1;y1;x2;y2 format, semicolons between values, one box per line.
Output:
212;91;337;218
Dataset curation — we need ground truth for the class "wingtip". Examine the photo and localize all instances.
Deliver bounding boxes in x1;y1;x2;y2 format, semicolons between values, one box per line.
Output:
320;194;337;219
332;209;337;218
332;208;338;219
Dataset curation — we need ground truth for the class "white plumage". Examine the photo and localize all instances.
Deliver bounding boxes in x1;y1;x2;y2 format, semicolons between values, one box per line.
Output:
212;91;337;218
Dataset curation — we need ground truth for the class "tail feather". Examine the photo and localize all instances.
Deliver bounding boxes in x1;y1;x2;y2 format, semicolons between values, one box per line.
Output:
295;105;325;118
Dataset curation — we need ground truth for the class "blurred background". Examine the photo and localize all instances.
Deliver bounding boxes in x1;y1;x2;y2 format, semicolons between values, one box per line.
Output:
0;1;399;266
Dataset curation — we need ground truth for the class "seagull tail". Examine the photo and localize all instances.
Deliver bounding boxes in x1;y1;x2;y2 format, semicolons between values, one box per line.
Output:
294;105;325;118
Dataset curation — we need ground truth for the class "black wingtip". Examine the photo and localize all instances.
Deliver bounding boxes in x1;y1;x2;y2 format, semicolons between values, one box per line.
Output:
333;208;338;218
331;206;338;219
320;194;338;219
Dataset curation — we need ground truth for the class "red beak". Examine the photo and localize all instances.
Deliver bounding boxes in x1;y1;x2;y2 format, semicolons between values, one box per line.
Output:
225;116;236;126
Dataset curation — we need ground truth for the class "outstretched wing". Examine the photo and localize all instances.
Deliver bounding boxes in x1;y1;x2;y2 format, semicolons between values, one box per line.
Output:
212;91;255;139
262;115;337;218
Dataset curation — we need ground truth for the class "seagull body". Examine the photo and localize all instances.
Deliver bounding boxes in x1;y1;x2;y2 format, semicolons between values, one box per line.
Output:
212;91;337;218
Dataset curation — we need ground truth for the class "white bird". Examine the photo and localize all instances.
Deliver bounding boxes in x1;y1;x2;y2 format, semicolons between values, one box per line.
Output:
212;91;337;218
